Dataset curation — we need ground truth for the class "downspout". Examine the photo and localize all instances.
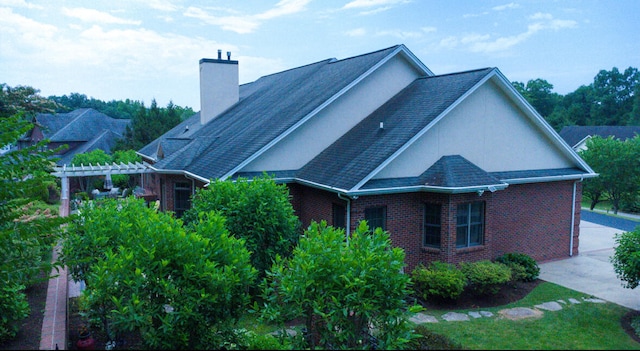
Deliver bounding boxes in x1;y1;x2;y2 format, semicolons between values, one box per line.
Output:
569;177;583;256
337;193;351;245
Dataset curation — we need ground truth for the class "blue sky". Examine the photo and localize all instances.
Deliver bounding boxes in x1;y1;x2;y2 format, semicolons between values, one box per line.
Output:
1;0;638;111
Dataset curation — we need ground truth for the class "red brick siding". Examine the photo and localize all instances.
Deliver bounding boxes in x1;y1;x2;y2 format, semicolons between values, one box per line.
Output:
287;180;582;272
491;180;581;262
156;175;582;271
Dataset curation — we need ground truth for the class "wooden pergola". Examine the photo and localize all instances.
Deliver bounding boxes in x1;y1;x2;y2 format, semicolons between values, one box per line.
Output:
52;161;154;217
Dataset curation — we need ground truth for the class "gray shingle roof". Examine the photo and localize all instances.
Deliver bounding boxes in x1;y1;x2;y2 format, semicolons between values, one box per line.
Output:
144;45;402;180
140;44;594;194
559;125;640;148
32;108;130;165
37;108;129;141
296;68;494;190
360;155;506;191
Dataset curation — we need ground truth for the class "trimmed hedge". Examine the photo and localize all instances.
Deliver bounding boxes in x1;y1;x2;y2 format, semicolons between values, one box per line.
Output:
411;261;466;301
459;260;512;295
495;252;540;282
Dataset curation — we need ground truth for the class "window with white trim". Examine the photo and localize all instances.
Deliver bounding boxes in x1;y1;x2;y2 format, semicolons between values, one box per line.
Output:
423;203;441;248
456;201;484;248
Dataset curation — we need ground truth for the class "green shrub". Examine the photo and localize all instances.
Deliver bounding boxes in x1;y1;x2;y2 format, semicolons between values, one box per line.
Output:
406;324;463;350
411;261;466;301
260;220;415;350
495;252;540;282
459;260;512;295
0;284;30;342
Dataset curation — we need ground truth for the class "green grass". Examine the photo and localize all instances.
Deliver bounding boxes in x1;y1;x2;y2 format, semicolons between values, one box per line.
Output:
419;282;640;350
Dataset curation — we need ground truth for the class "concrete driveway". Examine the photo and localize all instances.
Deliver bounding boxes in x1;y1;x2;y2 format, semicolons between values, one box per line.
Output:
538;220;639;311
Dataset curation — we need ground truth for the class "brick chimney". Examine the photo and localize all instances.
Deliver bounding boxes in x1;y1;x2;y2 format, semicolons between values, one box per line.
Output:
199;49;239;125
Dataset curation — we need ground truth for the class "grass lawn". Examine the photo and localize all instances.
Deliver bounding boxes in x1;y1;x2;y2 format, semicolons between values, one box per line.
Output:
420;282;640;350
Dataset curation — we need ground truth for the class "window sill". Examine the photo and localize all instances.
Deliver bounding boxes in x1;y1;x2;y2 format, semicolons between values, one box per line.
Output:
455;245;485;254
421;246;440;253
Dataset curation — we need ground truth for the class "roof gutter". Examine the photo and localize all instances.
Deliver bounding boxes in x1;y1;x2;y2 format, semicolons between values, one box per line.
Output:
500;172;598;185
146;165;211;185
294;177;508;197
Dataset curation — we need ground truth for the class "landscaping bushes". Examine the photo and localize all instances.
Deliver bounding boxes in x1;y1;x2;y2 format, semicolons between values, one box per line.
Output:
411;253;539;303
411;261;466;301
459;260;512;295
495;252;540;282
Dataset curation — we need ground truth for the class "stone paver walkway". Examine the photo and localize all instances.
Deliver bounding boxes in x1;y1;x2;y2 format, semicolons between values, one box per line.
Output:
408;296;607;324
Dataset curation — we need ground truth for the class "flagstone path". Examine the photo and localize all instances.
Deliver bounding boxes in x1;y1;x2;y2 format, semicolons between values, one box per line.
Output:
408;296;607;324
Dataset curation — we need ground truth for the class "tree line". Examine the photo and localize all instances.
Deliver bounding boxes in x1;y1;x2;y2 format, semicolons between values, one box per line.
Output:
512;66;639;132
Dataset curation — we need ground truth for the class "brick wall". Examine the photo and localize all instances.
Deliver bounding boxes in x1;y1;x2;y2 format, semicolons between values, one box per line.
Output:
155;175;582;271
288;180;582;272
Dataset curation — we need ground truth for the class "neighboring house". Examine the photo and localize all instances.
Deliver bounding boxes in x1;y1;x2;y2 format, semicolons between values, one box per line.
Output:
559;125;640;152
19;108;130;165
138;45;597;270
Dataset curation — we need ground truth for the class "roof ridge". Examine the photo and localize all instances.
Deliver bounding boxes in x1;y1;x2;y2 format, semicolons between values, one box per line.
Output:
49;108;93;139
329;44;401;64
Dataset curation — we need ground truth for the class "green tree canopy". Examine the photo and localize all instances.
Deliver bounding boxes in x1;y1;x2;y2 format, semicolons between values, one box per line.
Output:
0;84;68;341
260;220;415;349
579;135;640;213
611;227;640;289
183;175;300;286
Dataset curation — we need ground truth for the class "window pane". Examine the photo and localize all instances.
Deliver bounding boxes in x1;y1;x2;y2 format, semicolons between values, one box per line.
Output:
456;226;467;246
365;207;386;231
424;204;441;247
469;224;483;245
174;182;191;218
456;203;468;225
333;203;346;229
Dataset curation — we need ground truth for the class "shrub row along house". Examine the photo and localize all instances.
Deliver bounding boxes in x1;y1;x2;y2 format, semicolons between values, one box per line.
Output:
137;44;596;271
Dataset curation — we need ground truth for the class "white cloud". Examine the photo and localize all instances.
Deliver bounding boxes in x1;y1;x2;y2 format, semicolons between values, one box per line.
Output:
450;13;577;54
375;29;424;39
342;0;407;9
0;0;42;9
184;0;310;34
345;28;367;36
493;2;520;11
145;0;179;12
255;0;310;20
462;11;489;18
62;7;141;25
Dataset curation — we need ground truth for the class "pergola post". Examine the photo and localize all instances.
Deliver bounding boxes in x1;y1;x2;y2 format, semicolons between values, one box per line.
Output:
59;175;69;217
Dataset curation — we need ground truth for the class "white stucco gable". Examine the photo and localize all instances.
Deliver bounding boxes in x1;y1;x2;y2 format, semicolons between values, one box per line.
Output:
238;47;430;174
372;71;593;180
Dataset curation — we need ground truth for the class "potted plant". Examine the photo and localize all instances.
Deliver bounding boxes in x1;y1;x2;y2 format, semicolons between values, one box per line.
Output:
77;324;95;350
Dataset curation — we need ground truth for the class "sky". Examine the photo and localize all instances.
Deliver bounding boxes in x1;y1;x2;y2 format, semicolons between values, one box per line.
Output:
1;0;638;111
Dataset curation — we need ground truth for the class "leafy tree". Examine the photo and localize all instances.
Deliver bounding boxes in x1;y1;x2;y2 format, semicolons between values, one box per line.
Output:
70;149;112;193
0;84;68;341
590;67;639;126
183;175;301;285
512;79;561;118
1;83;59;118
260;220;417;350
61;198;256;349
579;135;640;213
116;99;186;151
611;227;640;289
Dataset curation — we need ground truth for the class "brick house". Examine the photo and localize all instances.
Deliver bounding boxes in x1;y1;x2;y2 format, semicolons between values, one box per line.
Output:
138;45;596;270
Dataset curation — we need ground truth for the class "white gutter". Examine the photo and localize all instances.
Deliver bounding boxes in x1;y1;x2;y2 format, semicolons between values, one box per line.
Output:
501;173;598;185
146;165;211;185
569;178;583;256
